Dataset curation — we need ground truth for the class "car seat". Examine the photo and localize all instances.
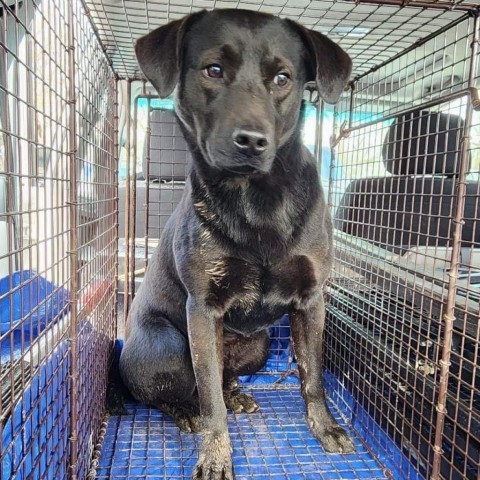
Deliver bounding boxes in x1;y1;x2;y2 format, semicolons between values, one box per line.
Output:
336;110;478;252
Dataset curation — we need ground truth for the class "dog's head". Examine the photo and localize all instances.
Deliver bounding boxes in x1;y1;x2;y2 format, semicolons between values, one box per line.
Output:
136;9;351;176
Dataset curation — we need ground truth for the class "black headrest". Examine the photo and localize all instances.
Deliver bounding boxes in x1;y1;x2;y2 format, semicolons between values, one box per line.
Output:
382;110;469;177
142;109;190;182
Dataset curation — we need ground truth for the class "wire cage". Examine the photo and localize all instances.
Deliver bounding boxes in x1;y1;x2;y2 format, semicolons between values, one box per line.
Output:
1;0;480;479
328;12;480;479
0;0;117;478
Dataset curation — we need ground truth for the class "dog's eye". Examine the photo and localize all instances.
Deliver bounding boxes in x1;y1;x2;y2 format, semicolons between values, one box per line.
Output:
274;72;290;87
204;64;223;79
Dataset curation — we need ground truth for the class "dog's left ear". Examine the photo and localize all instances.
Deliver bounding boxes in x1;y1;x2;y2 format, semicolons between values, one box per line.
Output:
286;20;352;104
135;11;206;98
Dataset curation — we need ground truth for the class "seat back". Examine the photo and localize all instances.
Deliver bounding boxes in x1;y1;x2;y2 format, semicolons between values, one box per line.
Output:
142;109;191;182
382;110;468;177
119;108;189;240
336;110;478;251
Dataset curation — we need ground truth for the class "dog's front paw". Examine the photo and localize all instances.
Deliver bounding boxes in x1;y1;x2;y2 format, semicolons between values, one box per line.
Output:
311;422;356;453
307;408;356;454
193;431;234;480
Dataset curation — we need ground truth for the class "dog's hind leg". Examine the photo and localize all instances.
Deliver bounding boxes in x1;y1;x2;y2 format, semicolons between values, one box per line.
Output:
156;398;203;433
119;313;201;431
223;377;260;414
223;329;270;413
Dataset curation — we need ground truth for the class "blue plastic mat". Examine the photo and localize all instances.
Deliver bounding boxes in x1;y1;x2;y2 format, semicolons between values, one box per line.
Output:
0;270;69;363
98;332;420;480
0;270;69;335
95;389;387;480
1;342;70;480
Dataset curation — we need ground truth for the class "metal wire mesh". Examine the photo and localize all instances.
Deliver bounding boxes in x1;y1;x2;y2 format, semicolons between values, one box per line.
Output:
73;0;118;477
137;103;188;242
0;2;72;478
2;1;480;479
82;0;472;80
0;0;117;478
326;12;480;480
114;6;479;477
96;388;387;480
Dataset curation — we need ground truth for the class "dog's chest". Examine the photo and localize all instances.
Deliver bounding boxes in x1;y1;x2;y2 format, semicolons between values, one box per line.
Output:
205;255;319;333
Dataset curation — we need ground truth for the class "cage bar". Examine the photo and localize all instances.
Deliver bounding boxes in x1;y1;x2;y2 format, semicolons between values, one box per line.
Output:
123;80;132;323
67;0;79;476
431;12;479;479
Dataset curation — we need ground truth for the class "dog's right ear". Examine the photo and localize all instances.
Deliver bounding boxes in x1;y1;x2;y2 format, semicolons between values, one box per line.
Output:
135;11;205;98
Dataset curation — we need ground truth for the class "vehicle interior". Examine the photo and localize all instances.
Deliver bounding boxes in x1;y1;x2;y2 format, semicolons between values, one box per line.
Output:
0;1;479;479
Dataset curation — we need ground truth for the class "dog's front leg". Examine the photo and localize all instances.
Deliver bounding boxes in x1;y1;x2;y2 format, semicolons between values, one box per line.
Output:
187;297;233;480
290;295;355;454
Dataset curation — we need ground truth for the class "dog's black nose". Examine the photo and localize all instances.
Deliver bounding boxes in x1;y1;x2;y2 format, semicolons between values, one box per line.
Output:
232;128;269;155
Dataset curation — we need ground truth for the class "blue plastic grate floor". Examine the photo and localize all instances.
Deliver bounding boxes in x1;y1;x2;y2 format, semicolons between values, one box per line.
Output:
96;388;387;479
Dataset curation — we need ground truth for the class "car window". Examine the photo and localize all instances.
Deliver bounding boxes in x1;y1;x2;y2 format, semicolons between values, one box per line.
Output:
434;97;479;180
469;110;480;180
119;97;175;182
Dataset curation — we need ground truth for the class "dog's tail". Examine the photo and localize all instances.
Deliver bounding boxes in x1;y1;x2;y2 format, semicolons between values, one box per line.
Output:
105;339;130;416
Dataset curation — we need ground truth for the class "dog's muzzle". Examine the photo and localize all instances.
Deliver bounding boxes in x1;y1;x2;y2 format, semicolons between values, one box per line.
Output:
207;126;275;175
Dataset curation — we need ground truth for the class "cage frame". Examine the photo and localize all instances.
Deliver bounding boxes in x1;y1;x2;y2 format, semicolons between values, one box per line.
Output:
0;0;479;478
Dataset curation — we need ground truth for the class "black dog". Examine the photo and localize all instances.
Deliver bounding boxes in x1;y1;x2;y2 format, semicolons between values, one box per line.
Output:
120;9;353;479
